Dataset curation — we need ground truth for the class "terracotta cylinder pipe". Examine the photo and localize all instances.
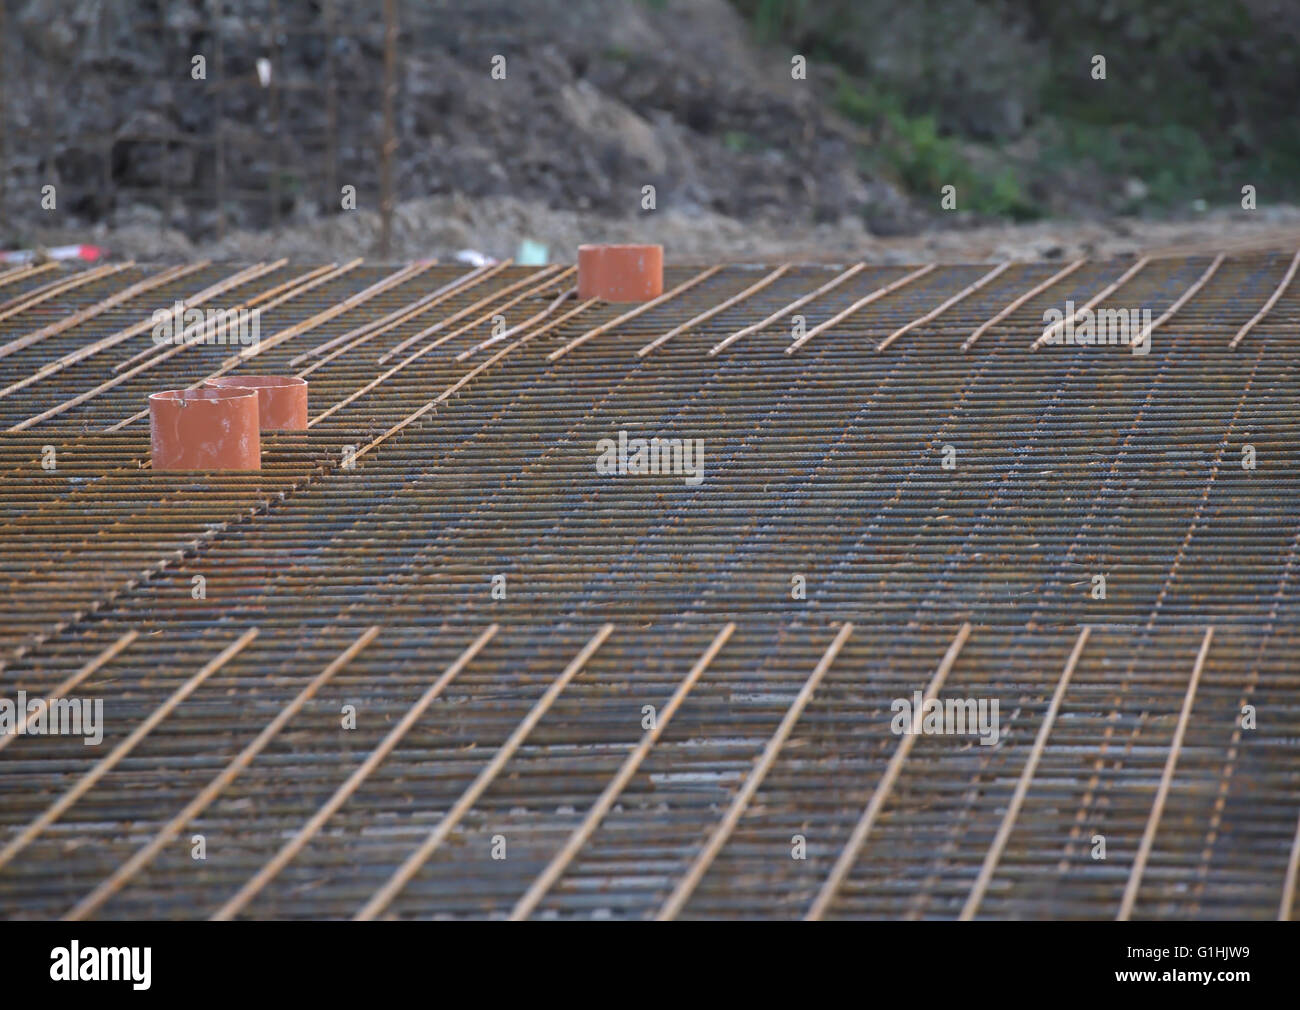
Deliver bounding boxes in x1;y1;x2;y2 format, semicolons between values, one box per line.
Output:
206;375;308;430
149;387;261;471
577;244;663;301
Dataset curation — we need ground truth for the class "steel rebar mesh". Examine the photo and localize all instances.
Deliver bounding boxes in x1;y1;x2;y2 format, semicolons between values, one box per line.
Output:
0;252;1297;919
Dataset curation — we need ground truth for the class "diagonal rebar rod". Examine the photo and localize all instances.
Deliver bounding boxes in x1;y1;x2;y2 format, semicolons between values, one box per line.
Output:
64;626;382;921
1116;625;1215;921
806;621;972;920
0;628;258;872
1229;248;1300;349
657;621;853;920
959;626;1091;920
511;622;735;919
354;624;615;920
210;624;500;921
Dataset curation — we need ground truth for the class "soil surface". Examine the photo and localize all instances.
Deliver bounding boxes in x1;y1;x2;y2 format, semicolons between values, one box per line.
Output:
5;0;1297;265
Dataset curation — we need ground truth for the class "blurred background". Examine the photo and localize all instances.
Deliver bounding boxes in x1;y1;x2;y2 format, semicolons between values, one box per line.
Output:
3;0;1300;263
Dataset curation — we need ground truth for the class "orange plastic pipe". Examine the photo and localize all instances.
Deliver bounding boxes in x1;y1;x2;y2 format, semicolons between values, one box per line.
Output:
577;244;663;302
149;387;261;471
206;375;308;430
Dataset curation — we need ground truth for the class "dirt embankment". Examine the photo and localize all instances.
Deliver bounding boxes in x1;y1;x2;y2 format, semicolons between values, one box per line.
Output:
7;0;1300;265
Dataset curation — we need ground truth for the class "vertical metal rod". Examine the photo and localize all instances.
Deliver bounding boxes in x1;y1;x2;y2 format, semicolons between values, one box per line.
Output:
41;13;56;223
379;0;398;258
101;8;113;228
270;0;282;234
158;5;171;241
325;0;339;216
0;0;6;216
215;0;226;240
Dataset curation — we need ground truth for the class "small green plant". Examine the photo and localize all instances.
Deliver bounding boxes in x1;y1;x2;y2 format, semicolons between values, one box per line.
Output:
835;75;1038;219
1039;120;1217;207
722;130;757;154
734;0;1300;214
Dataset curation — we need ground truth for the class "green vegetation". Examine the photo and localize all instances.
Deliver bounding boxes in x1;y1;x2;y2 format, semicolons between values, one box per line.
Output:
834;76;1038;219
732;0;1300;217
1039;121;1217;207
722;130;759;154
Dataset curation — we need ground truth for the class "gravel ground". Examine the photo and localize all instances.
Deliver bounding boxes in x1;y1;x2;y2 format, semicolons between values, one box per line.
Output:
18;196;1300;265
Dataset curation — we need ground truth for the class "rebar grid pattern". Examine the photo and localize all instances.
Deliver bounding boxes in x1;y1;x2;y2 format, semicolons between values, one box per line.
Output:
0;253;1298;919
